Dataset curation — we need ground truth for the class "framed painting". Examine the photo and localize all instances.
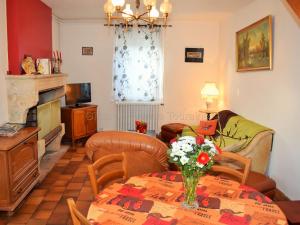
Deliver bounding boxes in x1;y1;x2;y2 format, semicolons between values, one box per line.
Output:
236;15;273;72
185;48;204;63
82;47;93;56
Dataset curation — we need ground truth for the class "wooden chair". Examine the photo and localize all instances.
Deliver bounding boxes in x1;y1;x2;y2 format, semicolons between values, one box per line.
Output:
87;153;125;196
211;151;251;184
67;198;90;225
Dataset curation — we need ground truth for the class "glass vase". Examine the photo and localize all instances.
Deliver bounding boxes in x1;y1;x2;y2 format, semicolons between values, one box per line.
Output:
181;171;202;209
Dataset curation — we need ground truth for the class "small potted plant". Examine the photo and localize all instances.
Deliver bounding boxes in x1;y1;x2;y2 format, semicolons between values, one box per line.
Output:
135;120;148;134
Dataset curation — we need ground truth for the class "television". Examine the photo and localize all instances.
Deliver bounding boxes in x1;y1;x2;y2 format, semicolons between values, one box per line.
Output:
65;83;91;106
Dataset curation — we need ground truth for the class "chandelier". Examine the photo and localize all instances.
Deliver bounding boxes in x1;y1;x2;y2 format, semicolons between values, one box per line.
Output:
103;0;173;27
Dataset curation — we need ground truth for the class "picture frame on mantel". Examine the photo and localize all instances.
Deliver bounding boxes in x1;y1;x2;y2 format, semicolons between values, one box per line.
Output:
236;15;273;72
185;48;204;63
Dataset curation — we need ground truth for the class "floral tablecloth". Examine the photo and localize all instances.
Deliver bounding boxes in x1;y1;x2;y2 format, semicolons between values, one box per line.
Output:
87;171;287;225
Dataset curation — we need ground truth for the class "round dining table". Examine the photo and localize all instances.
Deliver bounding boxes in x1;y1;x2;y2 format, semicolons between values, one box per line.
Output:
87;171;287;225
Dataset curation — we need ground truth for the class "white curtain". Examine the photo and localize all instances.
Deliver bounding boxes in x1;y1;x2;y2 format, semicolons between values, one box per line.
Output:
113;27;163;102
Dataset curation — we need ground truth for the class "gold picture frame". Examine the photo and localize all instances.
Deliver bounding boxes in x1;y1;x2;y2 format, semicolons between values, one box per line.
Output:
236;15;273;72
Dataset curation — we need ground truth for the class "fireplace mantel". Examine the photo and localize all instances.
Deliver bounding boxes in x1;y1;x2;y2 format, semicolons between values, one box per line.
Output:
6;74;67;124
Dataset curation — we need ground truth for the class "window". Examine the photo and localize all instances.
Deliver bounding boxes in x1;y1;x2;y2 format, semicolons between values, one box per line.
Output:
113;27;163;102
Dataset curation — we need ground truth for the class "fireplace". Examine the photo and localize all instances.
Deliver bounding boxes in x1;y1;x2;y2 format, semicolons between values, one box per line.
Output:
6;74;67;161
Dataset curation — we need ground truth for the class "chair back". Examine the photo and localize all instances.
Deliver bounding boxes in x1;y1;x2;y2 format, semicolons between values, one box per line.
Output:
67;198;90;225
211;151;251;184
87;153;125;195
85;131;169;170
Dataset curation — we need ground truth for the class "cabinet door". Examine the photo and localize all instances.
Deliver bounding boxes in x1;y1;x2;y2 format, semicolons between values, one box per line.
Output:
73;110;87;138
86;108;97;135
8;135;38;187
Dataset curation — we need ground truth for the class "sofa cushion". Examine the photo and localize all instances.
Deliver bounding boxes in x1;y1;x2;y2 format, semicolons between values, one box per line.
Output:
197;119;218;136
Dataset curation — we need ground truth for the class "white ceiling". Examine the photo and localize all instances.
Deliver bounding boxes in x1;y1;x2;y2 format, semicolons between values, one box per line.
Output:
41;0;254;20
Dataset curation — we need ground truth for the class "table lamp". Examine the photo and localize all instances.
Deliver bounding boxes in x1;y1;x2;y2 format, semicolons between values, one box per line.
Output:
201;82;220;110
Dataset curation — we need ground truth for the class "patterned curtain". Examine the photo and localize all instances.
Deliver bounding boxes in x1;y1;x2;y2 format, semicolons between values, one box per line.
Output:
113;27;163;102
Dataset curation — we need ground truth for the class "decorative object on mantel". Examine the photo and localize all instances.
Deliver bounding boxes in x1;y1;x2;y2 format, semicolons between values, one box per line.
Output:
201;82;220;110
52;50;63;74
36;58;51;75
82;47;94;56
185;48;204;63
236;15;273;72
168;136;222;209
21;55;37;75
103;0;172;28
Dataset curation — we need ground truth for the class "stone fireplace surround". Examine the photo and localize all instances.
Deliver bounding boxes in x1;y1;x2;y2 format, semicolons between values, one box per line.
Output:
6;74;67;161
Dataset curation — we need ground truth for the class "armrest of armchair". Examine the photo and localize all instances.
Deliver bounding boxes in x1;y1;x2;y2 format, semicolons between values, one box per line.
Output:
237;130;274;174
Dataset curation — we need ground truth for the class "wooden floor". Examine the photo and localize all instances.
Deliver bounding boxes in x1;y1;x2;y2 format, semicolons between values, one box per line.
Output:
0;148;93;225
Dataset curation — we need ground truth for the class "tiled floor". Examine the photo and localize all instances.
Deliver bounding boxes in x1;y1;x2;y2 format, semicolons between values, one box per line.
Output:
0;148;93;225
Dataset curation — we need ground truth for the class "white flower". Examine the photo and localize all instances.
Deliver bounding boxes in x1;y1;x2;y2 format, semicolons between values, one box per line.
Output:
180;156;189;165
174;157;178;161
182;144;193;153
196;162;204;168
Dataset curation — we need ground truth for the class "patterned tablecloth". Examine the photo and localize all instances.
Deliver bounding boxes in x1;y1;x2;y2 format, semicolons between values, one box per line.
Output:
87;171;287;225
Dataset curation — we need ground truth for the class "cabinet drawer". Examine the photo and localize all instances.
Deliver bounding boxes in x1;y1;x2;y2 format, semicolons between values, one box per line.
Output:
11;167;39;202
9;135;38;186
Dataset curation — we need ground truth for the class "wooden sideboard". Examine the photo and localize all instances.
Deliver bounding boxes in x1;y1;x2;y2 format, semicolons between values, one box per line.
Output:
0;127;40;212
61;104;98;146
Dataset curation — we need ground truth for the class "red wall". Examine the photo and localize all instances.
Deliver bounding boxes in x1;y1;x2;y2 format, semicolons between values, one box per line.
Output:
7;0;52;74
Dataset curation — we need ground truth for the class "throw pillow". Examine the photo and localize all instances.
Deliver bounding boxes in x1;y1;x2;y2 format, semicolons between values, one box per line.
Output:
197;119;218;136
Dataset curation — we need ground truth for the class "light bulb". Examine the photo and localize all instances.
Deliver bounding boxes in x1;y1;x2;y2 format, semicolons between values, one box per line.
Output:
160;0;172;14
149;6;159;18
122;4;133;18
112;0;125;7
104;0;116;14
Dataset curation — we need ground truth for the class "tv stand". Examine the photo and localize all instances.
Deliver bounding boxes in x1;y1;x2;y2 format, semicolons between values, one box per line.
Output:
61;104;98;146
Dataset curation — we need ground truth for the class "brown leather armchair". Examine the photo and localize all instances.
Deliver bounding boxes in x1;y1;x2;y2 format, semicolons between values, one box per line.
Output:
85;131;169;178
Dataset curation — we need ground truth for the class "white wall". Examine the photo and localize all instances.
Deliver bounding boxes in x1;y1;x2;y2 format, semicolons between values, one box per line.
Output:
59;19;223;130
223;0;300;199
0;0;8;125
52;15;61;51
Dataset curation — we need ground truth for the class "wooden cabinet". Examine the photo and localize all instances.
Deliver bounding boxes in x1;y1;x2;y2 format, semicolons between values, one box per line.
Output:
61;104;98;145
0;127;40;212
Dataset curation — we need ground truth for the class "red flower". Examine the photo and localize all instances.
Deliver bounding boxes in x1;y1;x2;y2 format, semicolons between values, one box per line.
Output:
196;136;205;145
215;145;222;154
170;138;177;144
197;152;210;165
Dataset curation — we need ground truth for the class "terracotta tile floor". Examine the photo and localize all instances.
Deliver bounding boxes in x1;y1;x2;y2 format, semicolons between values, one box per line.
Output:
0;148;93;225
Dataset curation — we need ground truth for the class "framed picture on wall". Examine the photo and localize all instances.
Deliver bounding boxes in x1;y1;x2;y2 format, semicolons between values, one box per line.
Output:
236;15;273;72
185;48;204;63
82;47;93;56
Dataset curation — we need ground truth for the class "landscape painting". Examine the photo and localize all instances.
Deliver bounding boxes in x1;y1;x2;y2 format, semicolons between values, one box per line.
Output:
236;16;273;72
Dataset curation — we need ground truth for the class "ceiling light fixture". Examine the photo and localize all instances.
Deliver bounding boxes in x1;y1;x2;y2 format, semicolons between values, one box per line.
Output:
103;0;172;28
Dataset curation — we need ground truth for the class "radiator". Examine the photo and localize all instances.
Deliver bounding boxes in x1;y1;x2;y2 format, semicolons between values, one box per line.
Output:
116;103;160;132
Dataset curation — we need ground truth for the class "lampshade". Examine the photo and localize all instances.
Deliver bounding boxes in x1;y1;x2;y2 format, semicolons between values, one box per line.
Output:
104;0;116;14
160;0;172;14
149;6;159;18
201;83;220;98
122;4;133;18
112;0;125;7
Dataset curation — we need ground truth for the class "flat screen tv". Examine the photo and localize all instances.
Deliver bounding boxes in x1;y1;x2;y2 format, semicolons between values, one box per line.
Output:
65;83;91;106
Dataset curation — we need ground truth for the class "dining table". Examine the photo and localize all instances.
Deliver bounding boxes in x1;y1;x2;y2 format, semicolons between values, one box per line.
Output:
87;171;287;225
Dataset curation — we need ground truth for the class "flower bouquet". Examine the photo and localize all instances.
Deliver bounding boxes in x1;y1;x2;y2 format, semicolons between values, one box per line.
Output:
168;136;222;209
135;120;147;134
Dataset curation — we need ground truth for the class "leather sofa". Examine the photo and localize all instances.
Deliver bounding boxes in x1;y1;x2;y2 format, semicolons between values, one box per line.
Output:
85;131;169;178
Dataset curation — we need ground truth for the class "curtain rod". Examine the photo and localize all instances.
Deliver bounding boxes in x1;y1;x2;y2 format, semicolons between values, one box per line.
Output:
104;24;172;28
